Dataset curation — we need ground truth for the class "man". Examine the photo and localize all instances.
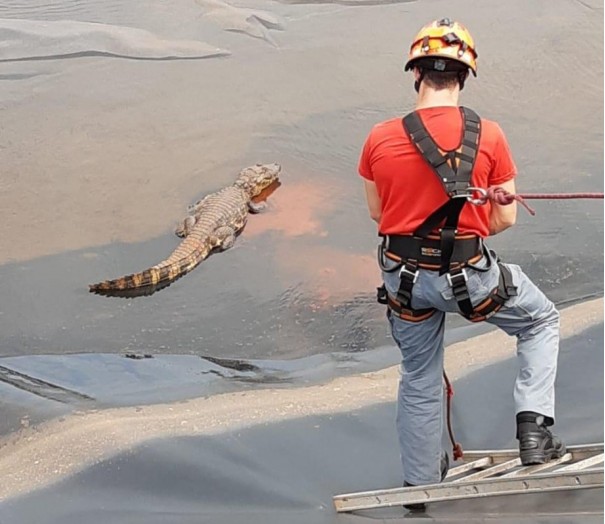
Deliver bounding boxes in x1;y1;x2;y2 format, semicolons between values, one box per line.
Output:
358;18;565;508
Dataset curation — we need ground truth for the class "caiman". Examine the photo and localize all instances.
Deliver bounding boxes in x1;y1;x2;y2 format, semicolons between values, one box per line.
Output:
89;163;281;297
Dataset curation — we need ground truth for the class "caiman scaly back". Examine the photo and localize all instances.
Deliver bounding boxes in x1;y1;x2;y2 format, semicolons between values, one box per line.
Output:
89;163;281;297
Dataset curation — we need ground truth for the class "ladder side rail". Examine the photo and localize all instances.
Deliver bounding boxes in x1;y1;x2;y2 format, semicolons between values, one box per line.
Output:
333;470;604;513
461;443;603;464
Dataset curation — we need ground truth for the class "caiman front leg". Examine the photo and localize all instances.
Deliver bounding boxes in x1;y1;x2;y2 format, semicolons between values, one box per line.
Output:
188;195;211;215
248;200;267;213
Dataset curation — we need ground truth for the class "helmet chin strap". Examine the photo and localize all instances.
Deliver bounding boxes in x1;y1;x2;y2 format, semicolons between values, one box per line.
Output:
457;70;467;90
414;70;425;93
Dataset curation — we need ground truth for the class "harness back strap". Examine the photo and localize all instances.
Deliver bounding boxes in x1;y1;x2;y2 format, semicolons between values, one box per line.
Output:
377;283;436;322
402;107;482;274
378;259;518;324
466;261;517;322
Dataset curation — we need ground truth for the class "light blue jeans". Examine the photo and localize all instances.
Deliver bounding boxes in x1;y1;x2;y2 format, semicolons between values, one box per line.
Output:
382;248;560;486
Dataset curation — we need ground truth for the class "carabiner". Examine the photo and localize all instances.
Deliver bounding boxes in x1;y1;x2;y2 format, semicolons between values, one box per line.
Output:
465;187;488;206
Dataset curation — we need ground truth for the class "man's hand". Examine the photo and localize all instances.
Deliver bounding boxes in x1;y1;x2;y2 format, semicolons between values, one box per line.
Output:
488;179;517;235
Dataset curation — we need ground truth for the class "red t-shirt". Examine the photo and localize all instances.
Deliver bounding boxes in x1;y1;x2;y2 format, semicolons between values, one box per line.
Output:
358;106;517;238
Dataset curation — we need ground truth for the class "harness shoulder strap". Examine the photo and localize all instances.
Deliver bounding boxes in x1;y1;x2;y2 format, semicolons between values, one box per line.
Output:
402;107;482;274
402;106;481;199
402;112;460;195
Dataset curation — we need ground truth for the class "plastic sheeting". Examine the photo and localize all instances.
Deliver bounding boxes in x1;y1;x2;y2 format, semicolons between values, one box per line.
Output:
1;325;601;524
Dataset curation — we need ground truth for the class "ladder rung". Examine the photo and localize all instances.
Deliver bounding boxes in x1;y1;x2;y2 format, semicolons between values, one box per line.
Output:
558;453;604;472
501;453;574;478
454;458;520;482
446;457;492;478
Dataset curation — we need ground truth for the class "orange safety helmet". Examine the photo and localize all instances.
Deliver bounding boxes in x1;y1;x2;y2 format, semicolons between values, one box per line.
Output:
404;18;478;76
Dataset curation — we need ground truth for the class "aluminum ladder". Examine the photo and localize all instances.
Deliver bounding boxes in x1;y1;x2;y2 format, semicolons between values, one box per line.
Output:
333;443;604;512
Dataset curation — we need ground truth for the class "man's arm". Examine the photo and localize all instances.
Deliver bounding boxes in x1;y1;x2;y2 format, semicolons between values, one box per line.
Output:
488;178;517;235
363;179;382;223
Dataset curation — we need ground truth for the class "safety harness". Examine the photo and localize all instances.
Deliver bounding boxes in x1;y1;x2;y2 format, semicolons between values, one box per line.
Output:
377;106;517;323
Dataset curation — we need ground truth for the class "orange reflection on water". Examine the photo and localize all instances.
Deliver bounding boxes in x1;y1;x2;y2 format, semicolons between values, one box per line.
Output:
274;243;380;306
245;181;332;238
245;179;380;307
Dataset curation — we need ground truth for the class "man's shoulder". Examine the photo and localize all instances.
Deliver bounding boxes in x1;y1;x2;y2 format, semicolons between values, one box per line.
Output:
464;109;504;137
483;123;509;156
458;107;500;129
371;117;403;132
367;117;404;140
479;116;504;135
463;110;506;149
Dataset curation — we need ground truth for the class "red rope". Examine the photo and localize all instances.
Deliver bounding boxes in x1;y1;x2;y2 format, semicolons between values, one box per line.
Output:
486;188;604;216
443;371;464;461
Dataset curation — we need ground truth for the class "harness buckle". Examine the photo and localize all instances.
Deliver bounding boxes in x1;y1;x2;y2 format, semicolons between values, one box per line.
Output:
399;265;419;284
446;268;468;287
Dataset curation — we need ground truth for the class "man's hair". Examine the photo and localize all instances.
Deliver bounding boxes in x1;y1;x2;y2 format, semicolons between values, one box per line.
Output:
422;70;463;90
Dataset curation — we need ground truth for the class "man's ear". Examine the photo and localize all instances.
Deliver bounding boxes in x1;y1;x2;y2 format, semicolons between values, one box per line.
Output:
413;67;422;81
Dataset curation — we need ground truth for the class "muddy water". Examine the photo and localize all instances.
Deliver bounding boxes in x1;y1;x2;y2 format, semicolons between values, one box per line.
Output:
0;0;602;362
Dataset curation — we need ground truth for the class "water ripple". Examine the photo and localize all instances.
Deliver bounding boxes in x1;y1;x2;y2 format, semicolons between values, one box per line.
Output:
0;0;123;20
0;18;230;61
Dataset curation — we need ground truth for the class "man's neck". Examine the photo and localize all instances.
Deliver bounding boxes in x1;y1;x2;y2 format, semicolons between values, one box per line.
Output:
415;85;460;110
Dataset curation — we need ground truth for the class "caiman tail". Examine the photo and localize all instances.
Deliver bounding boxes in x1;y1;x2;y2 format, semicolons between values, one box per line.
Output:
89;232;213;298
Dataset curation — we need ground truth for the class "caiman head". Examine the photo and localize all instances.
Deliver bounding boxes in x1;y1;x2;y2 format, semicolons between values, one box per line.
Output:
234;163;281;199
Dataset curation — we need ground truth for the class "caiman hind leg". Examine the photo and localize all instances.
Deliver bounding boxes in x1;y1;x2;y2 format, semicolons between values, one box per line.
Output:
176;195;212;237
175;215;196;238
212;226;238;251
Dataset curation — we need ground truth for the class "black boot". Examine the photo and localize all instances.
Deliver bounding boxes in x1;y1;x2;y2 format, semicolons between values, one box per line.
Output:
516;411;566;466
403;451;449;512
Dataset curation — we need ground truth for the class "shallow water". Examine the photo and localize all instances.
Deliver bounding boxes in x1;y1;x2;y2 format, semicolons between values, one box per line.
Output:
0;0;602;365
